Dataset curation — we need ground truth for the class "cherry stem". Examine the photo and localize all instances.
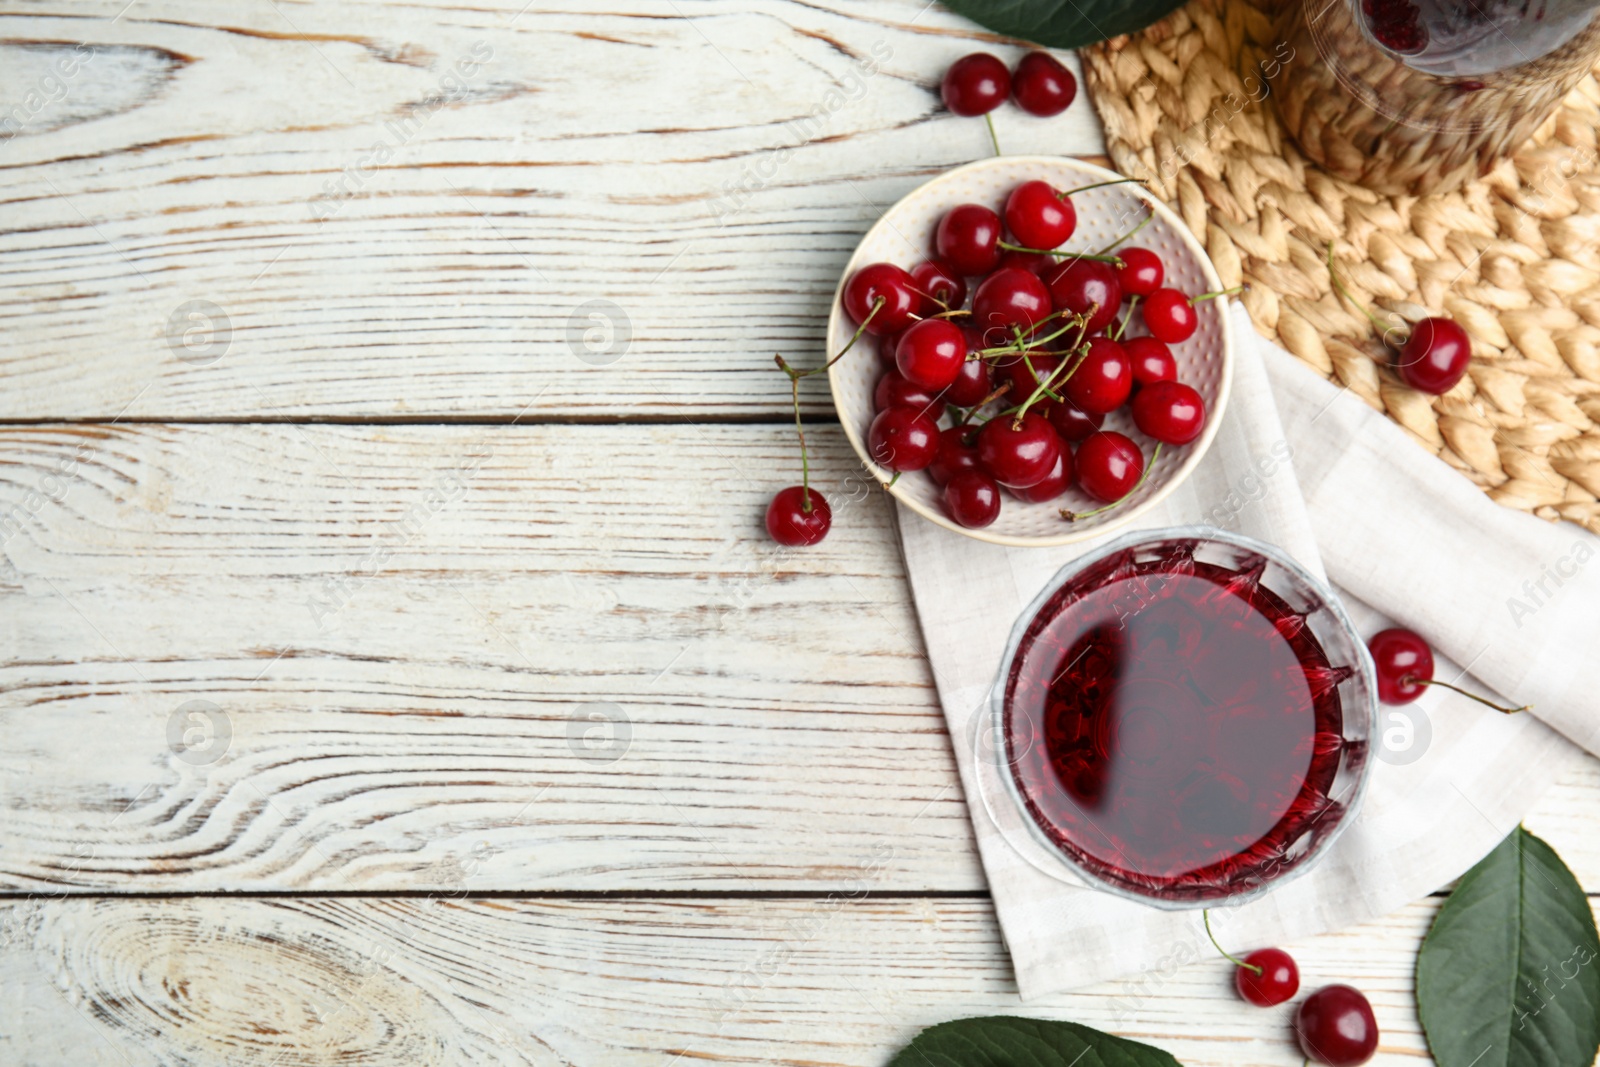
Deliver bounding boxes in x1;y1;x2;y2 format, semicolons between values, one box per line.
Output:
974;310;1085;359
1404;676;1531;715
1189;284;1247;306
1113;295;1139;341
997;240;1124;266
1098;209;1154;255
1060;443;1164;522
984;112;1001;157
788;371;813;511
1325;241;1400;338
1201;909;1263;977
1010;330;1091;424
771;297;884;510
1060;177;1148;199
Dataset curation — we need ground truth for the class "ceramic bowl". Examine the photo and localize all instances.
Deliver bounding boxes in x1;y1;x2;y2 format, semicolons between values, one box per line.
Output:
826;156;1235;547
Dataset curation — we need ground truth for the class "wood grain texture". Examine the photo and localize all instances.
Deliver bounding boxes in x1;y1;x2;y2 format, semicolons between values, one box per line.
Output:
0;0;1102;421
4;895;1598;1066
2;422;1596;892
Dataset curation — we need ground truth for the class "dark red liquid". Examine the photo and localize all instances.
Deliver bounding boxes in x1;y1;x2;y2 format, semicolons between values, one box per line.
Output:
1004;547;1349;901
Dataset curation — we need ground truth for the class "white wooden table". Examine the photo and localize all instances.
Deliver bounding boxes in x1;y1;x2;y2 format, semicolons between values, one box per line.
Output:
1;2;1596;1063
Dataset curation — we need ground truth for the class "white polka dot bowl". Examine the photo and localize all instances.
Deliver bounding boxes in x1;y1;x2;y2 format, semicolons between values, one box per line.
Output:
827;155;1235;547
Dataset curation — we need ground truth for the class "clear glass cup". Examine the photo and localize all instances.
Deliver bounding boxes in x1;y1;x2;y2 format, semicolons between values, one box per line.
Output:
991;527;1376;910
1272;0;1600;195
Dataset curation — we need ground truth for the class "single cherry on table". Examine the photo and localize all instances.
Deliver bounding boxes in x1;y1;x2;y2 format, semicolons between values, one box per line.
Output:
1296;984;1379;1066
1367;627;1529;713
1203;912;1301;1007
1236;947;1300;1006
940;53;1010;116
765;486;832;547
1011;51;1077;116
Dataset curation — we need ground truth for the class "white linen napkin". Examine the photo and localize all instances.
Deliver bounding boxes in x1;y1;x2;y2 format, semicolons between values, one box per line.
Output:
897;302;1595;999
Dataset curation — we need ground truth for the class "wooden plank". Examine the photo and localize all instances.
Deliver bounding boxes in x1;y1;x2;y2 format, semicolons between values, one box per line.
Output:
2;422;1596;892
0;2;1103;421
5;894;1597;1066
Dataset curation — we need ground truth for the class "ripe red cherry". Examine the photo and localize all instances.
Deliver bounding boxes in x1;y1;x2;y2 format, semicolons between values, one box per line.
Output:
929;426;982;486
874;370;946;420
868;405;939;472
843;263;921;335
1235;948;1300;1007
1046;400;1103;442
1061;337;1132;414
1004;181;1077;250
1115;246;1165;297
973;267;1052;338
945;355;992;406
1011;51;1077;117
1367;627;1433;705
895;318;967;391
1132;380;1206;445
909;258;967;315
1143;288;1198;343
937;204;1004;276
1010;450;1073;502
1296;984;1379;1067
766;486;831;546
1076;431;1144;502
943;470;1003;528
977;414;1062;488
1124;335;1177;388
1397;317;1471;394
1044;258;1121;334
941;53;1010;117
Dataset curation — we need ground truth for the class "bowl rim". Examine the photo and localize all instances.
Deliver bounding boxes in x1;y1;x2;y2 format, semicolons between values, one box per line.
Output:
987;524;1379;911
827;154;1237;548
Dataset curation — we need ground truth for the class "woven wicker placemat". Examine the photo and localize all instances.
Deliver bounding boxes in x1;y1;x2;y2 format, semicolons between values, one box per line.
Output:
1083;0;1600;534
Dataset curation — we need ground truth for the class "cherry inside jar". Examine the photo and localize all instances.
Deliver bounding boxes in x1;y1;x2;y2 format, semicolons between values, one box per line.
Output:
1001;539;1360;903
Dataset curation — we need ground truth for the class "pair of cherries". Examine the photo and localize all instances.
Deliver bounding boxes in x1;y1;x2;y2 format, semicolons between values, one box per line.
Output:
1208;916;1379;1066
942;51;1077;119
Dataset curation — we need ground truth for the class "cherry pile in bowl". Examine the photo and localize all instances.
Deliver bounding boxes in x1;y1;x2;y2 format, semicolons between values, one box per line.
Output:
841;180;1228;531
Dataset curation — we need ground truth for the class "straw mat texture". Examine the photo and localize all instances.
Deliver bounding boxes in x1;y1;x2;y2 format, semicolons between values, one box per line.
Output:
1083;0;1600;532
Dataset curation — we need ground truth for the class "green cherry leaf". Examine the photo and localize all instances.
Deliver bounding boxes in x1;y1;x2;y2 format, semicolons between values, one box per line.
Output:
938;0;1187;51
1417;826;1600;1067
887;1015;1183;1067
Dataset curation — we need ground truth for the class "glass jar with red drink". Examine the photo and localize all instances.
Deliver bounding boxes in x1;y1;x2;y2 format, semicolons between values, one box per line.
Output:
1273;0;1600;195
